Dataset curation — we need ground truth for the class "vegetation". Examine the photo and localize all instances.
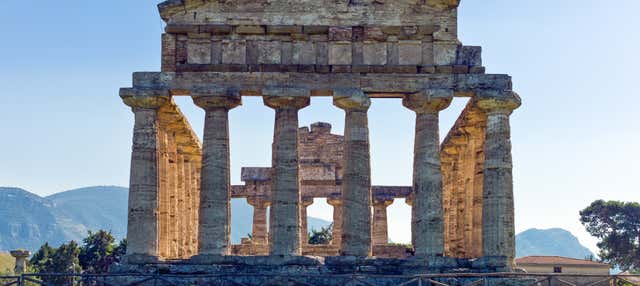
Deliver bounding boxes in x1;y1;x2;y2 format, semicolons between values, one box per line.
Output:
580;200;640;272
28;230;126;278
308;224;333;245
0;252;13;275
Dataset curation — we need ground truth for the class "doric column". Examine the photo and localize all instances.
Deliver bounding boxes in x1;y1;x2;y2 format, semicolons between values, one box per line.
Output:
300;197;314;245
192;89;242;256
372;199;394;245
333;88;372;257
190;155;201;255
264;88;310;256
402;89;452;257
476;90;521;271
121;92;169;261
247;197;270;245
327;197;343;247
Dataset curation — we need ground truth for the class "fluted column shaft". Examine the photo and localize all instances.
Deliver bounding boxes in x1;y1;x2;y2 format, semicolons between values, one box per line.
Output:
334;88;372;257
327;198;343;246
477;91;521;271
403;90;452;257
300;198;314;245
121;95;169;259
193;92;241;256
264;91;310;256
372;199;393;245
248;197;270;245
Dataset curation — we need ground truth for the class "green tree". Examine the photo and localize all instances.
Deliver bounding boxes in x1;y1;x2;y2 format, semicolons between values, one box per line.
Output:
79;230;116;273
580;200;640;272
308;224;333;245
29;241;81;285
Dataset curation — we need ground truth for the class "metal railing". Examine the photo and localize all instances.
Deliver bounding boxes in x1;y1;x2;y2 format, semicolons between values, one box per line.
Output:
0;273;637;286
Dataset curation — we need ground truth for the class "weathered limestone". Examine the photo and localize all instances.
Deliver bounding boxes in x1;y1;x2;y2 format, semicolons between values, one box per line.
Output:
193;89;242;256
372;199;393;246
10;250;30;275
121;92;170;261
300;198;314;245
264;89;310;256
403;89;452;257
247;197;270;245
327;197;343;247
333;88;372;257
476;90;521;271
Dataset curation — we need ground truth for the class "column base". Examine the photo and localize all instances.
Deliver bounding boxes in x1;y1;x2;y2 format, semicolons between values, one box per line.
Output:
471;256;513;272
122;253;161;264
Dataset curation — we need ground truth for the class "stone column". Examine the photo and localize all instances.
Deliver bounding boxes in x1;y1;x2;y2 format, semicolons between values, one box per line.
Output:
476;90;521;271
372;199;394;245
402;89;452;257
247;197;270;245
121;92;169;261
327;197;343;247
300;197;314;245
193;89;242;257
264;88;310;256
333;88;372;257
10;250;30;275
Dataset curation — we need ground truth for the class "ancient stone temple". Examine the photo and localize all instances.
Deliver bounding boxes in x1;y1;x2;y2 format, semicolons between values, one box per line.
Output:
118;0;521;275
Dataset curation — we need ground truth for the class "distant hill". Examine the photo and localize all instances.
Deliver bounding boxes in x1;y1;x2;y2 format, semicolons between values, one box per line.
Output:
516;228;594;259
0;186;331;252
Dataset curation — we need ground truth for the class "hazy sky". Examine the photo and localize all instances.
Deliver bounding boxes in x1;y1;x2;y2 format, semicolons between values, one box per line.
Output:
1;1;639;252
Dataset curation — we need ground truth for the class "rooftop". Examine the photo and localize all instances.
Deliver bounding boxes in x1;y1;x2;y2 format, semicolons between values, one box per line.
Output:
516;256;610;267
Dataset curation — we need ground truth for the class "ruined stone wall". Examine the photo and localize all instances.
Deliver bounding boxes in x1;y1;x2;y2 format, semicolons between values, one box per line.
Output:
441;101;487;258
156;101;202;260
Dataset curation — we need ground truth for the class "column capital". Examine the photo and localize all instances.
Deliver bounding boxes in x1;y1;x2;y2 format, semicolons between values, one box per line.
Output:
263;87;310;110
475;90;521;115
327;197;343;206
402;89;453;113
302;197;315;207
192;88;242;110
333;88;371;111
247;196;271;208
121;88;170;110
373;198;394;207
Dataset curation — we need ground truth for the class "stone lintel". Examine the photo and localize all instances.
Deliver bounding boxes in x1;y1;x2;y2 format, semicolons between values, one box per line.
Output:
129;72;512;97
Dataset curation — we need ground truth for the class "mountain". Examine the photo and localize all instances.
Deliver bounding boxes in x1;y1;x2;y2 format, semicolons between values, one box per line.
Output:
516;228;594;259
47;186;128;241
0;186;331;252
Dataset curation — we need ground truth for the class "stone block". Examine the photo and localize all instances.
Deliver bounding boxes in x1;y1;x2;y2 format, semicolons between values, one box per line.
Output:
435;65;453;74
469;66;486;74
363;42;387;65
316;42;329;65
258;41;282;64
456;45;482;66
161;33;176;72
281;42;293;64
352;26;365;41
211;41;222;64
222;40;247;65
328;27;352;41
452;65;469;74
365;27;387;41
328;42;352;65
398;41;422;65
236;25;265;34
176;35;188;64
433;42;458;65
352;42;363;65
293;42;316;64
331;65;352;73
199;24;232;35
421;42;434;66
304;26;329;35
386;42;399;65
187;38;212;64
267;25;302;35
352;65;371;73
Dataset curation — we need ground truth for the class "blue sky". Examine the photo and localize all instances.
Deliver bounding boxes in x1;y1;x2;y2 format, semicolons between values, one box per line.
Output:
1;1;639;252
